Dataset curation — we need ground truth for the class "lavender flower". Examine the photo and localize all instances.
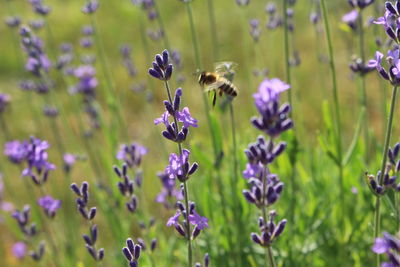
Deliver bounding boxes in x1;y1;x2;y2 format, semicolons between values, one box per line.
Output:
4;137;55;184
12;205;37;237
29;19;45;30
149;49;205;265
349;56;375;76
342;9;359;30
29;241;45;261
249;19;261;42
120;44;137;77
28;0;51;16
4;140;29;164
43;105;59;117
122;238;141;267
82;25;94;35
148;50;173;81
154;88;198;143
242;78;291;262
166;203;209;239
251;78;293;137
37;195;61;218
156;172;183;208
12;242;27;259
72;65;98;96
82;0;99;14
0;93;10;113
5;16;21;28
19;26;51;77
251;211;287;247
116;143;147;168
63;153;76;173
164;150;198;182
71;182;104;261
348;0;374;9
372;232;400;266
388;142;400;173
113;164;139;213
236;0;250;6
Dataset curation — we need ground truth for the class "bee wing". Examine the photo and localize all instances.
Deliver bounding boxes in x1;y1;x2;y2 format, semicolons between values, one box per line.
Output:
203;79;225;92
214;61;238;74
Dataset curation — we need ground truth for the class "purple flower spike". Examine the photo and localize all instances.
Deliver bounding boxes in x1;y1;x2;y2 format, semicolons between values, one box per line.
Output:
82;0;99;14
38;196;61;218
12;242;27;259
176;107;198;128
188;210;209;230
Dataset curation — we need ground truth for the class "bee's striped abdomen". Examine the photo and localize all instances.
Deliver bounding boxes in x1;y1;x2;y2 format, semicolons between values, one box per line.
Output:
219;82;237;97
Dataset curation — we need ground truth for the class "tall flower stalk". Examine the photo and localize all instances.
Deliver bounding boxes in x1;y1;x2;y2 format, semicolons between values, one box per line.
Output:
345;0;375;163
243;78;292;266
149;50;207;266
367;2;400;265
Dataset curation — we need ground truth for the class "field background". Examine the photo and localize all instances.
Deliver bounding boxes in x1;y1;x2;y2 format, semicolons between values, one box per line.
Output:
0;0;398;266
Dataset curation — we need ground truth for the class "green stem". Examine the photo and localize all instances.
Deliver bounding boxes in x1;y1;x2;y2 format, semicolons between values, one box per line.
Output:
267;246;276;267
374;85;398;267
207;0;219;61
185;2;202;70
358;11;369;163
321;0;344;231
283;0;292;99
153;0;171;51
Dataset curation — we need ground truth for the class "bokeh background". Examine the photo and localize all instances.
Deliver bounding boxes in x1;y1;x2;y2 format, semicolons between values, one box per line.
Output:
0;0;398;266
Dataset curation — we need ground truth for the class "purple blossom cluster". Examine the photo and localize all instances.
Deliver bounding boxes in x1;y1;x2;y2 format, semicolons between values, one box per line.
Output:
4;16;21;28
28;0;51;16
114;164;139;213
114;142;147;213
19;26;51;77
117;143;147;169
149;49;207;264
166;202;209;240
251;211;287;247
366;142;400;195
4;137;55;185
37;195;61;218
369;1;400;85
82;0;99;14
70;65;100;131
372;232;400;266
0;93;10;113
12;205;45;261
71;182;104;261
132;0;157;21
122;238;142;267
243;78;292;251
266;3;282;30
249;19;261;42
251;78;293;137
120;45;138;78
155;172;183;208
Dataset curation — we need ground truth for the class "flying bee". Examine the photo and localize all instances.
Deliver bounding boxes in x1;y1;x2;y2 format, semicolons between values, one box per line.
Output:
198;62;238;107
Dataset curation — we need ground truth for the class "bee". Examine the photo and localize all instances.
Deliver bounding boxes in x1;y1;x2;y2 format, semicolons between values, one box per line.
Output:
198;62;238;107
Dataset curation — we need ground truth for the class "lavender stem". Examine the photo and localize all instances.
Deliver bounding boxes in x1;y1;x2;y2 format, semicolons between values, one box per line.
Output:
320;0;344;235
357;10;369;163
374;85;398;267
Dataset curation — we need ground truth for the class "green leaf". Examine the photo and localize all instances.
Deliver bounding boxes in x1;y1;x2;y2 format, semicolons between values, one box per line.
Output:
343;107;365;167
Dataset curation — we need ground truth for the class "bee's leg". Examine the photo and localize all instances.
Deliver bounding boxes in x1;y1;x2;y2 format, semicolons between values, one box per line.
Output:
219;89;223;97
212;91;217;107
